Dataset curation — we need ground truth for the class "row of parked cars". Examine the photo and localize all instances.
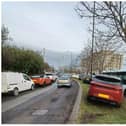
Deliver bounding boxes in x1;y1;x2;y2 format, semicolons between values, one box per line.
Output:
2;72;58;96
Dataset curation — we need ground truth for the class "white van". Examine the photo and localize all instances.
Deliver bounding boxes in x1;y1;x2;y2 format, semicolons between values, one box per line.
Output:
2;72;35;96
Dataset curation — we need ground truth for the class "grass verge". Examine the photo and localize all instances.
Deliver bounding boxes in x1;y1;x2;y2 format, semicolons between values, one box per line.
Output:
76;79;126;124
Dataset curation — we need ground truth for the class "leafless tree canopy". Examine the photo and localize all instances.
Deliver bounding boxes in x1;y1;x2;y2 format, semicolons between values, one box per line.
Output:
75;1;126;43
80;38;123;73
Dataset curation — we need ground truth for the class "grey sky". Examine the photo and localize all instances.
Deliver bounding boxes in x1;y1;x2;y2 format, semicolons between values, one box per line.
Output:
2;2;90;53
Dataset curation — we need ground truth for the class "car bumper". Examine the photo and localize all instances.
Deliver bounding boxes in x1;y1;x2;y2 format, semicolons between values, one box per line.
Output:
87;95;122;104
57;83;71;87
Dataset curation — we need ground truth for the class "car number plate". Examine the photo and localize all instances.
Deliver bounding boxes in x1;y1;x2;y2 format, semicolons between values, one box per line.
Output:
98;93;109;99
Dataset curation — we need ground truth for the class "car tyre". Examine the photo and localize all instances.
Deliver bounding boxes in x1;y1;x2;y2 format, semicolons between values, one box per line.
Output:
115;103;121;108
13;88;19;96
57;86;60;88
87;96;91;102
69;84;72;88
124;90;126;96
31;84;35;90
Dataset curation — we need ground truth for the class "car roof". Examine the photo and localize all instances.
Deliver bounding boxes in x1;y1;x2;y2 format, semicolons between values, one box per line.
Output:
31;74;44;77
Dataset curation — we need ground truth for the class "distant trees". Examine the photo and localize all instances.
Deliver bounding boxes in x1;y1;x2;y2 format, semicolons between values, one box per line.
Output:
2;46;45;74
2;25;51;75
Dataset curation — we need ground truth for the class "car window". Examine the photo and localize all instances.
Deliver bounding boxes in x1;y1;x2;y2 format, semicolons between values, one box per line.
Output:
121;75;126;84
23;74;31;81
94;75;121;85
31;75;44;78
46;74;52;76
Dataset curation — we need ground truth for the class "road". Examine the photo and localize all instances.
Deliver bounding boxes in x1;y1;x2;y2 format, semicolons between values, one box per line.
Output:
2;80;79;124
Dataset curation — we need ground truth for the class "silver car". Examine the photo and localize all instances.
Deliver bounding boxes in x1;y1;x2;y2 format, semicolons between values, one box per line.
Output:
57;76;72;88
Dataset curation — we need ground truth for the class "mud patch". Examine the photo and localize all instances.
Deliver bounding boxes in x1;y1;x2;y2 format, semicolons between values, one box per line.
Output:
81;112;104;123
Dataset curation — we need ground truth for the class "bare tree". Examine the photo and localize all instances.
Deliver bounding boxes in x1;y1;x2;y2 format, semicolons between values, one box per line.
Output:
80;34;123;73
1;24;9;46
75;1;126;43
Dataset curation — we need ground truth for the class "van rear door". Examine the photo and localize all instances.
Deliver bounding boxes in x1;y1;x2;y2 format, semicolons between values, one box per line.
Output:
2;72;8;93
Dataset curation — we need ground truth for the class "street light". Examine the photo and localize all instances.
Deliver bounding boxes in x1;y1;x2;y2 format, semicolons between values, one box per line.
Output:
91;1;95;79
43;48;46;73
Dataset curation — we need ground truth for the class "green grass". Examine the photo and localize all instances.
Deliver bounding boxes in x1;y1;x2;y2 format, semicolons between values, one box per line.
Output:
76;79;126;124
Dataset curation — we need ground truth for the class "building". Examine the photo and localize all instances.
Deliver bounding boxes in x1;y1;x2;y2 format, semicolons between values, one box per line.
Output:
121;55;126;70
81;50;123;74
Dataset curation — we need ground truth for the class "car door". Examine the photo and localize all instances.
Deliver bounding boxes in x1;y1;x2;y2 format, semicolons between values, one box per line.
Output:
23;74;32;90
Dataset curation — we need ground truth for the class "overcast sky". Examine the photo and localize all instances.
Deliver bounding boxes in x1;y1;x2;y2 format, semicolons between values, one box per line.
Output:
2;2;90;53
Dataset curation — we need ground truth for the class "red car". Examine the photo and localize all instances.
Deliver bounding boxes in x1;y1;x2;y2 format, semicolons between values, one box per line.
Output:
31;75;52;86
87;74;124;107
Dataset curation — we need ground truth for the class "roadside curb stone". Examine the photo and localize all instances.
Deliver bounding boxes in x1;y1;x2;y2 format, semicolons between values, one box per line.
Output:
68;79;82;124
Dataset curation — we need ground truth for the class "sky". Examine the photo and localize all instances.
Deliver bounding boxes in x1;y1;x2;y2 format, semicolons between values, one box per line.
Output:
2;2;90;53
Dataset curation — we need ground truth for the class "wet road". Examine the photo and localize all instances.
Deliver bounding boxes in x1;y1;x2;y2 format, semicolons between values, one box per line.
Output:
2;80;79;124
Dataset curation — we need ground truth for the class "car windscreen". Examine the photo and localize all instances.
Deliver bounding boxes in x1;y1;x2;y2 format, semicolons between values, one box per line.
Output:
93;76;121;85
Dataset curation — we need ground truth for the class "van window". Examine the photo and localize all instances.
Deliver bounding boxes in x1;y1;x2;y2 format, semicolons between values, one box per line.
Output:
23;74;31;81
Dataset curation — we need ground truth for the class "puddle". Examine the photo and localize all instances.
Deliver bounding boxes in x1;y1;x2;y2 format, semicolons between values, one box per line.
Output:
32;109;48;116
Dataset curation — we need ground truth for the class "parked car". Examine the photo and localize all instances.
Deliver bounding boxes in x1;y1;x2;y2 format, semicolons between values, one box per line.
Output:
72;74;79;79
82;74;96;84
83;74;92;83
2;72;35;96
63;73;72;78
57;76;72;88
31;74;52;86
87;74;124;107
45;72;58;82
79;73;85;80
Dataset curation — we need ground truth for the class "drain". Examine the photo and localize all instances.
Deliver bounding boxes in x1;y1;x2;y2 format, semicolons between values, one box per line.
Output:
32;109;48;116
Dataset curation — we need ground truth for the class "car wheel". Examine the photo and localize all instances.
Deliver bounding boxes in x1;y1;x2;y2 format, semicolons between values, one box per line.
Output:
57;86;60;88
87;96;91;102
124;90;126;96
69;84;72;88
42;82;46;87
31;84;35;90
13;88;19;96
115;103;121;108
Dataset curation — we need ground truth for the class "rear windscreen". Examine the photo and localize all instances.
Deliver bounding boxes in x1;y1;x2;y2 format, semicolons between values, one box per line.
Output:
94;76;121;85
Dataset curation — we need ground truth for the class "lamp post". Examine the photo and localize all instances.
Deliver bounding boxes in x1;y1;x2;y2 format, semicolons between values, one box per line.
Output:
70;52;72;73
43;48;45;73
91;1;95;79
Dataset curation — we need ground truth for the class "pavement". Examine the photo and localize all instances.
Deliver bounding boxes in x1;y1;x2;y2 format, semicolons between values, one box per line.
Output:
2;80;79;124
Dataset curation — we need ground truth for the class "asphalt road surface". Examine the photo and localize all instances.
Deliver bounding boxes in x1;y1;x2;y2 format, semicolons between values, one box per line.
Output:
2;80;79;124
